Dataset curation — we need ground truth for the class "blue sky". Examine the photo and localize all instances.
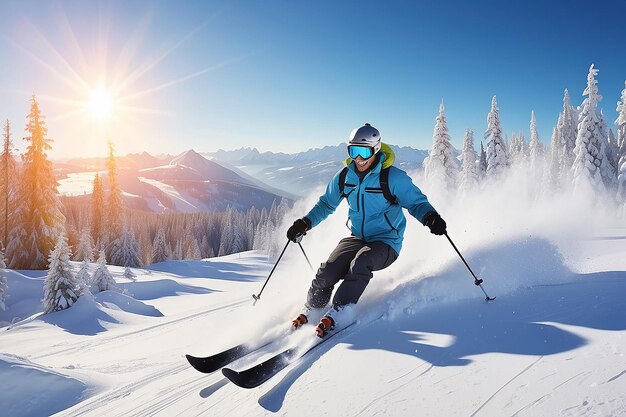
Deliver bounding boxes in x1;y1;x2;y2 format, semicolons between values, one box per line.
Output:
0;0;625;158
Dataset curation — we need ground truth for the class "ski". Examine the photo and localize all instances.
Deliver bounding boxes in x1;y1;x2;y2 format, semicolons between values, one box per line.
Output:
222;321;356;388
186;342;271;374
186;326;294;373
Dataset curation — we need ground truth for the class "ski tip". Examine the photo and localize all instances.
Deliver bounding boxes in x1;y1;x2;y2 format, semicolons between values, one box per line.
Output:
222;368;255;389
186;354;216;374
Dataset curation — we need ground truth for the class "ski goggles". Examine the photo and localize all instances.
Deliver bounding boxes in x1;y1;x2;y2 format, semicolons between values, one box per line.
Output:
348;145;374;160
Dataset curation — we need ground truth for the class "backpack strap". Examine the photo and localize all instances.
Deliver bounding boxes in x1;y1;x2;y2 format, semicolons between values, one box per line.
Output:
339;165;397;204
380;167;398;205
338;166;350;198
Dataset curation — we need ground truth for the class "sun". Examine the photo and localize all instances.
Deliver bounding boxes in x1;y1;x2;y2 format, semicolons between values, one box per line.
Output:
86;86;115;121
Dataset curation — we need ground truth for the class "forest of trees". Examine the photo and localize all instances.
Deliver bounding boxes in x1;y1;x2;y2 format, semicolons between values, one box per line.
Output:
424;64;626;212
1;64;626;313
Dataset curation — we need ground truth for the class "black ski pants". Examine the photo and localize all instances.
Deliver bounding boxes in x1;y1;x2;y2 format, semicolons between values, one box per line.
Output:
307;236;398;309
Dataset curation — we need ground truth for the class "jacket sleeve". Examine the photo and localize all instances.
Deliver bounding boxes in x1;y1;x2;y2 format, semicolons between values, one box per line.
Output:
304;169;345;228
390;168;436;224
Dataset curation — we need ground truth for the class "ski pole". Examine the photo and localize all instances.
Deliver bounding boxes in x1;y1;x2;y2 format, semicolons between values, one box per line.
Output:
252;239;291;306
297;242;314;271
444;232;496;301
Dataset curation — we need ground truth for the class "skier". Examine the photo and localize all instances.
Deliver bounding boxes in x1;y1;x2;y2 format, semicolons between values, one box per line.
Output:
287;123;447;337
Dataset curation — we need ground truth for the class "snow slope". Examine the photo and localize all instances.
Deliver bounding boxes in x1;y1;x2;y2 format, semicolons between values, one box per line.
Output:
1;188;625;416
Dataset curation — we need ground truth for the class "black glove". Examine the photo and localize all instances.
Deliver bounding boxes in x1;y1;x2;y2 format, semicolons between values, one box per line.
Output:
287;218;311;242
422;211;447;235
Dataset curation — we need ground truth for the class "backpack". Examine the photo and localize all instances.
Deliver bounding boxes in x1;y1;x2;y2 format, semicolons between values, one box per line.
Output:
338;166;398;205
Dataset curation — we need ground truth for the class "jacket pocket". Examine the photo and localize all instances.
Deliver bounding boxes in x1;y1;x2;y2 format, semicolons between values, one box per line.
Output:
383;212;399;234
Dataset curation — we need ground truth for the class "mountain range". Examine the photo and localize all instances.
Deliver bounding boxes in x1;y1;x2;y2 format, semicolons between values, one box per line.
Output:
55;144;434;213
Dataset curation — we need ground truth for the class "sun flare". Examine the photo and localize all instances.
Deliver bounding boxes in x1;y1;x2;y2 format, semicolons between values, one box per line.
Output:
86;86;115;121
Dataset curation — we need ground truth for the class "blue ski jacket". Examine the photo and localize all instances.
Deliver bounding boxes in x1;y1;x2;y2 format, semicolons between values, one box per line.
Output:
304;144;435;255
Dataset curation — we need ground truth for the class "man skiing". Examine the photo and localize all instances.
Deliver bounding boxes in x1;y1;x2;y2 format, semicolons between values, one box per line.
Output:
287;123;447;337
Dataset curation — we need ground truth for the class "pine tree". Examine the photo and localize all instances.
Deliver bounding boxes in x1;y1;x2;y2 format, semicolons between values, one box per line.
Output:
616;81;626;209
508;133;522;166
484;96;509;178
557;89;578;179
607;129;620;188
572;64;614;195
91;173;104;247
424;101;459;193
91;250;117;293
185;235;202;260
1;120;17;249
109;224;141;267
74;228;94;262
528;111;545;178
478;141;487;179
75;259;91;296
12;95;66;269
43;233;79;313
106;139;123;258
458;129;479;197
545;127;562;193
151;228;168;263
0;250;7;311
123;266;136;280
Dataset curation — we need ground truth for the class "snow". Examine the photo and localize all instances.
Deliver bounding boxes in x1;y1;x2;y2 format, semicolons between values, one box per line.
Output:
1;189;625;416
57;171;103;196
137;177;208;212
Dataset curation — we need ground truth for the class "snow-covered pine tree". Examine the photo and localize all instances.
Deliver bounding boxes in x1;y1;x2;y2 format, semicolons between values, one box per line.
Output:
91;250;117;293
123;266;136;281
43;233;80;313
109;224;141;267
484;96;509;178
218;208;234;256
91;173;104;246
607;128;620;189
200;235;209;258
557;89;578;180
458;129;479;197
424;101;459;193
12;96;66;269
616;81;626;210
478;141;487;179
75;259;91;295
74;228;94;262
173;239;183;260
185;235;202;260
106;139;123;250
1;120;18;249
5;191;28;269
509;133;521;165
529;111;545;179
545;127;562;194
151;228;168;263
572;64;613;196
0;250;7;311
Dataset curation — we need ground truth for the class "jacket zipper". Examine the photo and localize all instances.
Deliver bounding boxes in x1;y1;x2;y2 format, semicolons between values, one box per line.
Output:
360;193;367;238
358;176;366;238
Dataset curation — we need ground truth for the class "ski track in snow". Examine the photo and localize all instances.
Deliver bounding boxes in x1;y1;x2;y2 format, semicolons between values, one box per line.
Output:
509;371;588;417
469;356;545;417
30;297;249;361
354;363;435;417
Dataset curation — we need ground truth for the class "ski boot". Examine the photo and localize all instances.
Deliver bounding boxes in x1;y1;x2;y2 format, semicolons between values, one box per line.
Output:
292;304;314;328
315;315;335;338
292;313;308;328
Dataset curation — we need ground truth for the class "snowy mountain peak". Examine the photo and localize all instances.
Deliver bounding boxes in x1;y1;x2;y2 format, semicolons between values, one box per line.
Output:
169;149;210;171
